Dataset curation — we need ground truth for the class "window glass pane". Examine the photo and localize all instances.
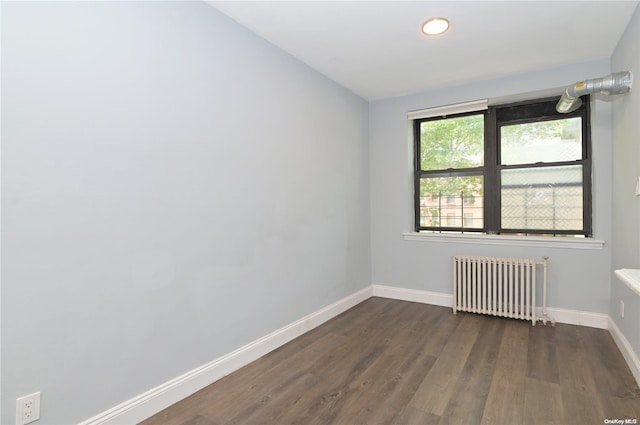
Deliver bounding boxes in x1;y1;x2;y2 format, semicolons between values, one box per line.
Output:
420;114;484;171
463;213;474;227
419;175;483;228
501;117;582;165
501;165;583;231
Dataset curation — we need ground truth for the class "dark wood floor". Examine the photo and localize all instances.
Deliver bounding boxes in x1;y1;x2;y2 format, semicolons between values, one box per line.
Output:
141;297;640;425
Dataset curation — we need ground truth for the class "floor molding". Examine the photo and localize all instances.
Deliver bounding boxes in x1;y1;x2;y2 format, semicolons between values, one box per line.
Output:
78;286;373;425
541;306;609;329
608;317;640;386
372;284;453;307
372;284;609;329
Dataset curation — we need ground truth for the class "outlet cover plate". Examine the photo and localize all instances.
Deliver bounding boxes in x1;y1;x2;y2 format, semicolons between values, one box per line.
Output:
16;392;40;425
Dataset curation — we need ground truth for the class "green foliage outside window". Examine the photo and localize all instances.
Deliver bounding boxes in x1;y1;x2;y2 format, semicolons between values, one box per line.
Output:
419;114;484;199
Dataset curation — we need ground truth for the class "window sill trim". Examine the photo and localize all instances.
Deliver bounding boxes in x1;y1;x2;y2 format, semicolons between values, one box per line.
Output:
614;269;640;297
403;232;605;250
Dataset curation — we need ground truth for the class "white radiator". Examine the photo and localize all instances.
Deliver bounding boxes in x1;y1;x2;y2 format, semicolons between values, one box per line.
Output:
452;255;554;325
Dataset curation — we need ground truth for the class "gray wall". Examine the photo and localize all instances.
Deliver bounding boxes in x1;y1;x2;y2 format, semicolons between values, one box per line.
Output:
611;4;640;359
0;2;370;423
369;60;613;314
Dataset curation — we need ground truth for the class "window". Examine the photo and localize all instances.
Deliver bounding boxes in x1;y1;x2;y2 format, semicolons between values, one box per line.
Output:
413;96;591;236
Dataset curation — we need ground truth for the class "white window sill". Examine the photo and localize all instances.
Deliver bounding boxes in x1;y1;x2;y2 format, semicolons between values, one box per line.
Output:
403;232;605;250
614;269;640;296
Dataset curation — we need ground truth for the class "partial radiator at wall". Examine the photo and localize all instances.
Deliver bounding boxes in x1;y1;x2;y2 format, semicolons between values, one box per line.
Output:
452;255;554;326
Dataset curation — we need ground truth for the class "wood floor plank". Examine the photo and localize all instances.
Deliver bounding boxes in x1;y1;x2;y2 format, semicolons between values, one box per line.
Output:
599;394;640;422
438;315;504;425
223;372;319;424
407;313;482;416
359;323;438;411
555;324;607;424
480;320;529;425
349;401;402;425
315;318;438;424
219;333;382;424
527;322;560;384
196;331;348;423
522;377;565;425
275;302;409;425
302;329;398;425
342;308;457;424
140;298;640;425
581;326;640;400
179;415;220;425
393;406;441;425
418;306;465;358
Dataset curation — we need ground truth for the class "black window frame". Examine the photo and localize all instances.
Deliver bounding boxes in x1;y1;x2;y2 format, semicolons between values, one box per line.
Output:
413;95;592;237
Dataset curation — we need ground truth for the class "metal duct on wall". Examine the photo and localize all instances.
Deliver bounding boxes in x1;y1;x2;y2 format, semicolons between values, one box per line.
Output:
556;71;633;113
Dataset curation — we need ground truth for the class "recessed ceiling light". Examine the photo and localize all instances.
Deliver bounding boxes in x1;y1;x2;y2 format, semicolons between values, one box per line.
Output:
422;17;450;36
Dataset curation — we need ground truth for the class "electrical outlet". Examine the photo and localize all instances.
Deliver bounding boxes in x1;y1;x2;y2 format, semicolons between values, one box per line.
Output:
621;300;625;318
16;392;40;425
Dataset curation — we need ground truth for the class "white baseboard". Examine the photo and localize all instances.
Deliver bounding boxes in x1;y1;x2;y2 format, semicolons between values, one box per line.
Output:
540;306;609;329
78;286;373;425
372;284;609;329
608;317;640;387
372;284;453;307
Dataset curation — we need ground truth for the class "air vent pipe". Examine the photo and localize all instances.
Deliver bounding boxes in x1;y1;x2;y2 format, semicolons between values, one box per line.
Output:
556;71;633;113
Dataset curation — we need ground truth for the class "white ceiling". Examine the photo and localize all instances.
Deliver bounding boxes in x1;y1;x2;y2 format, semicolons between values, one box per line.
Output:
208;1;639;101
